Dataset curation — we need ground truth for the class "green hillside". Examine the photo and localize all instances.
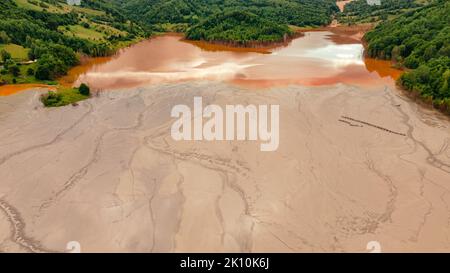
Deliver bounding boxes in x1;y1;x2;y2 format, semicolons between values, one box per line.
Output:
186;11;292;44
364;0;450;112
0;0;151;85
113;0;339;30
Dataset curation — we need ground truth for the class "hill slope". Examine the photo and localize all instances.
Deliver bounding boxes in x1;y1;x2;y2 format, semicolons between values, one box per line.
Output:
0;0;150;84
185;11;292;44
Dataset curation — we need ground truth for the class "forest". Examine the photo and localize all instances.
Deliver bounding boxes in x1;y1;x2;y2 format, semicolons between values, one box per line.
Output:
339;0;426;24
0;0;150;84
364;0;450;111
0;0;342;86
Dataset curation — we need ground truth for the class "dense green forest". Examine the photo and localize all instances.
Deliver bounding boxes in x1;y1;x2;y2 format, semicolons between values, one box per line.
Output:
186;11;292;44
339;0;427;24
0;0;150;84
113;0;339;30
364;0;450;112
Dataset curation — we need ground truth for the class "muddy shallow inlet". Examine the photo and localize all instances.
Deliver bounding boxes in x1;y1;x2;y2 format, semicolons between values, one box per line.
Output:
1;31;450;253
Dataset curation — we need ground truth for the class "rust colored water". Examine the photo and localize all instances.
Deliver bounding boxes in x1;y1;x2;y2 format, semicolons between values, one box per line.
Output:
64;32;402;91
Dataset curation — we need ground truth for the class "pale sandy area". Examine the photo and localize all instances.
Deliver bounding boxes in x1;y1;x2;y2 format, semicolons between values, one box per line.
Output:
337;0;355;12
0;82;450;253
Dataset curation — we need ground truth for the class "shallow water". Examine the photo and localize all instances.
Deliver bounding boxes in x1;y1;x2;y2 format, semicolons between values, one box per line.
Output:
65;32;401;90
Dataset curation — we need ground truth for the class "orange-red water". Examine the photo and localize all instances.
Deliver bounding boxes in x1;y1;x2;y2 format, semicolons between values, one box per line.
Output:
1;31;402;95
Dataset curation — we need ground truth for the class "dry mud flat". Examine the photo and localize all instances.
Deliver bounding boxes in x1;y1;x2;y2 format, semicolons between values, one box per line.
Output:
0;82;450;253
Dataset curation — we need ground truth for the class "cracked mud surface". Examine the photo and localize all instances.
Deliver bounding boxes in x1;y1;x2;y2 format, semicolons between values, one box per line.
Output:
0;82;450;252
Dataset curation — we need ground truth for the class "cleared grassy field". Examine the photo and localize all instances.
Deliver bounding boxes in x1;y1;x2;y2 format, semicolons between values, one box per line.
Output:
14;0;129;44
0;44;29;61
15;0;43;11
